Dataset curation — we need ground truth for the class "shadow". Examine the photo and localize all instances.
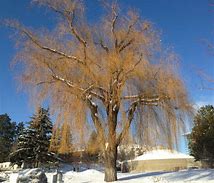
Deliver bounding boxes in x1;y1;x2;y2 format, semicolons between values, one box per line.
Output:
119;171;170;181
163;169;214;181
119;169;214;182
0;177;6;182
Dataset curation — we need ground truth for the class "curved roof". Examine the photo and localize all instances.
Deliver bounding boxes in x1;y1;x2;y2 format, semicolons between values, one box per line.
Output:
134;149;194;161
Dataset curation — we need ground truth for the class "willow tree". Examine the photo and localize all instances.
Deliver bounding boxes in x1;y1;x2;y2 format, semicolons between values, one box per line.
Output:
8;0;191;181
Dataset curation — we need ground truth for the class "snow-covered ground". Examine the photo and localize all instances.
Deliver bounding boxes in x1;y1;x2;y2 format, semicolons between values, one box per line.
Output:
2;168;214;183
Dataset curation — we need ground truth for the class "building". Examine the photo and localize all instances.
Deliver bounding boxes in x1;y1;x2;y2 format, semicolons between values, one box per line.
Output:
121;149;201;173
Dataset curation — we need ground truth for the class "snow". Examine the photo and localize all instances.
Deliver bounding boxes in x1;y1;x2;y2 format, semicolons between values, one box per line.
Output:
45;169;214;183
2;168;214;183
133;149;194;161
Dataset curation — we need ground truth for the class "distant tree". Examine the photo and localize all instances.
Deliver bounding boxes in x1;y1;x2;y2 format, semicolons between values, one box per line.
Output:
11;122;26;153
189;105;214;167
58;122;73;155
0;114;16;162
8;0;192;181
10;107;54;167
49;126;61;153
87;130;101;155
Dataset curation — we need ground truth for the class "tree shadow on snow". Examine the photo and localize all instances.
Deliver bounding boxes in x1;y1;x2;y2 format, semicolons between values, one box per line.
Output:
119;169;214;182
118;171;170;181
163;169;214;181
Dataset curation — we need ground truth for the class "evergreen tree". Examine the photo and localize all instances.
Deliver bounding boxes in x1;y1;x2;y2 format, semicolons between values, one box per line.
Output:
16;122;25;137
30;107;53;167
11;122;26;155
10;128;36;167
0;114;16;162
10;107;54;167
58;122;72;154
189;105;214;167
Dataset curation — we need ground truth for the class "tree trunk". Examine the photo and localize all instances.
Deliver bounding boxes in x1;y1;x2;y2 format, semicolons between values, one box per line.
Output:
104;144;117;182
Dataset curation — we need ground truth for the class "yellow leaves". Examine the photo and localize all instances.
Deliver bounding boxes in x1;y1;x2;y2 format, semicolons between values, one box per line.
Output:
11;0;192;149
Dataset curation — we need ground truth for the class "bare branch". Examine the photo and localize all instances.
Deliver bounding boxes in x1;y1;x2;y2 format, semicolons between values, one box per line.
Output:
95;39;109;53
118;16;139;49
20;28;84;64
111;5;119;49
119;38;134;52
36;80;56;86
125;53;143;76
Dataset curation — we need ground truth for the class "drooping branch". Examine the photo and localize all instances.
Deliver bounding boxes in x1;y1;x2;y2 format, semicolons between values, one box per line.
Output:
117;94;170;145
86;95;106;147
116;101;138;145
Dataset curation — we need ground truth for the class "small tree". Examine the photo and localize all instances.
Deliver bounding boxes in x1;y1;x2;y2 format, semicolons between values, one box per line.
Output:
58;122;73;154
49;126;61;153
10;107;54;167
0;114;16;162
189;105;214;167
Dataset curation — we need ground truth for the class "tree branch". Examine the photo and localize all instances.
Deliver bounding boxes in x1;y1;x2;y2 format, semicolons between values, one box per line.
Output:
36;80;56;86
95;39;109;53
111;6;119;49
124;53;143;76
118;16;139;49
86;96;106;147
117;101;138;145
20;28;84;64
119;38;134;52
117;94;170;144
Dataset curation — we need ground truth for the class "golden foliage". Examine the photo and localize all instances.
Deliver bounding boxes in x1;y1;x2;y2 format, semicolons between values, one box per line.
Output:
9;0;192;151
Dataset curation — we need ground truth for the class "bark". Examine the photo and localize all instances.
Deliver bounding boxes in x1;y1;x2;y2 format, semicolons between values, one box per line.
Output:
104;143;118;182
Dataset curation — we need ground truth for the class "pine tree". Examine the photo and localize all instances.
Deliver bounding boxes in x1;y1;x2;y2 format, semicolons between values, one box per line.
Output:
10;128;36;167
12;122;25;152
10;107;54;167
30;107;53;167
58;122;72;154
0;114;16;162
16;122;25;137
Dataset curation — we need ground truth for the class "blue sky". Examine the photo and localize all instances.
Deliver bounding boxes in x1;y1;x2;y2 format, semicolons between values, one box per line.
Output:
0;0;214;133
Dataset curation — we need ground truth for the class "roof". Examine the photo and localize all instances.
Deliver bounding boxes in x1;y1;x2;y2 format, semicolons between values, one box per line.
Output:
133;149;194;161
